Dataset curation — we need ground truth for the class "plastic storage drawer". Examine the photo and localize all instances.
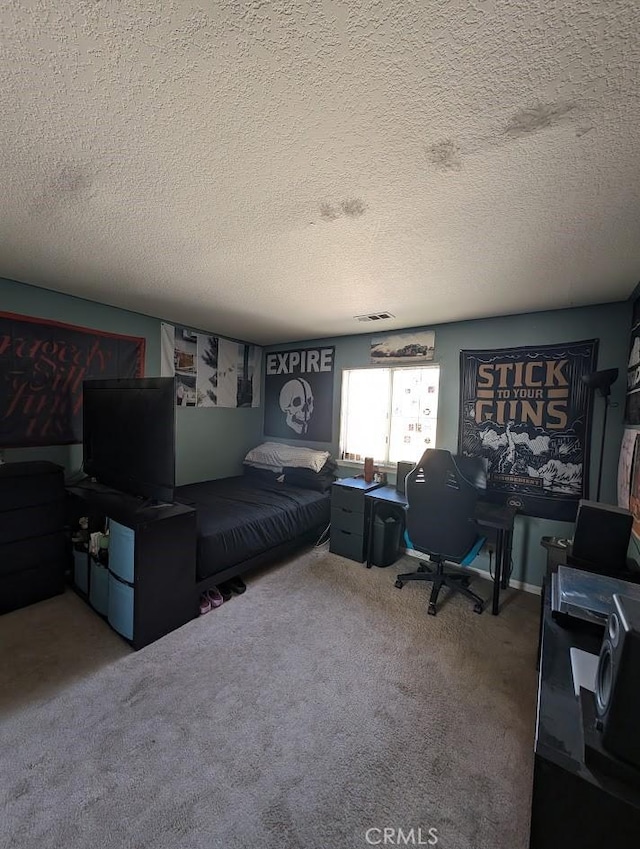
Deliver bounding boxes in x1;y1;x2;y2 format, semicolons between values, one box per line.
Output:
107;572;134;641
90;558;109;615
108;521;135;583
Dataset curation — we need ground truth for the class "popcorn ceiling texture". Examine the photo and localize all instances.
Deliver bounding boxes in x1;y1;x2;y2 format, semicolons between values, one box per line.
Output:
2;1;639;344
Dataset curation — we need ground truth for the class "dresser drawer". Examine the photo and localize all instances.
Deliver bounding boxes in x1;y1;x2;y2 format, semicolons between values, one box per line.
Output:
331;505;366;535
331;484;366;514
0;498;65;546
330;528;366;562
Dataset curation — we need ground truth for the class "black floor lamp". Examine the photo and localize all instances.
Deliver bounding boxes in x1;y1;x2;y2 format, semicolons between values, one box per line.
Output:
581;368;619;502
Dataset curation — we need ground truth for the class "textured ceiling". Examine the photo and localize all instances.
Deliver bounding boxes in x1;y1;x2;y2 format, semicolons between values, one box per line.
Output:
2;1;639;345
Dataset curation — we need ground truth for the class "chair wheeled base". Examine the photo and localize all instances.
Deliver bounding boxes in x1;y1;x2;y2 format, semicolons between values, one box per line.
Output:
395;558;485;616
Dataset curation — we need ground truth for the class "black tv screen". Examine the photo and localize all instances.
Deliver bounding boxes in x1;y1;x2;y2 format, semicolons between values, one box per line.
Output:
83;377;176;502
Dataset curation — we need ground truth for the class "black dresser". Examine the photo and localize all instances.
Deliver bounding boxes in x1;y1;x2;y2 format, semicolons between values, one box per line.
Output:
0;461;67;614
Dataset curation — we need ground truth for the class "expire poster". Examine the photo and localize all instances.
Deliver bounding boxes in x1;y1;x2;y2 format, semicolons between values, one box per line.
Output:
458;340;598;521
264;347;335;442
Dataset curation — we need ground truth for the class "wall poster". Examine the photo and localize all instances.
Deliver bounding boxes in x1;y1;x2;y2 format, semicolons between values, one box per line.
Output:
263;346;335;442
0;311;145;447
458;340;598;521
625;296;640;425
370;331;435;364
629;433;640;539
161;323;261;408
618;428;637;510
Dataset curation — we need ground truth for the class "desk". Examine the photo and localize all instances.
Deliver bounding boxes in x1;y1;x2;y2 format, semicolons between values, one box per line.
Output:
475;502;517;615
530;592;640;847
364;487;515;616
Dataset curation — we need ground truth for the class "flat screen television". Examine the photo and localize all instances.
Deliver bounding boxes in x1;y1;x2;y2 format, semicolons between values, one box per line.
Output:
83;377;176;502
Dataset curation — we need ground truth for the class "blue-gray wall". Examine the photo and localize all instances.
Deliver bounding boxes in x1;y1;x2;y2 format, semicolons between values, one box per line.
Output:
263;302;632;589
0;276;262;483
3;273;632;586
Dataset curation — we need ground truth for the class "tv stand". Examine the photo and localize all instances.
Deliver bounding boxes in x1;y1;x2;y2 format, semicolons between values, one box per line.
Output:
67;481;197;650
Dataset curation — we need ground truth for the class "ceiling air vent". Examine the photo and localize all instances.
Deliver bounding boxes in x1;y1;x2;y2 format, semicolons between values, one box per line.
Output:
354;312;395;322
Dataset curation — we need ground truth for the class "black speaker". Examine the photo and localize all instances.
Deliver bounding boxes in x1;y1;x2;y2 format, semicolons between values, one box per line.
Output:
396;461;414;495
571;500;632;577
595;593;640;768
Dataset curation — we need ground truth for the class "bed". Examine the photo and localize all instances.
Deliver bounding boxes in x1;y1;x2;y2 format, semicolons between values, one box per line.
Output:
174;475;331;586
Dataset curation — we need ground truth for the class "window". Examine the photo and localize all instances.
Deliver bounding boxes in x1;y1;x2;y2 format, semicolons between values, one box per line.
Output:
339;366;440;466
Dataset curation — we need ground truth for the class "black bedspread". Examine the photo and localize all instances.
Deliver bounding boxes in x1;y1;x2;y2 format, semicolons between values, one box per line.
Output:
174;477;330;580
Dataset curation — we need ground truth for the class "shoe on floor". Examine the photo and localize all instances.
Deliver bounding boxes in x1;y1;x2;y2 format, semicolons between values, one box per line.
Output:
199;594;212;615
207;587;224;608
227;576;247;594
217;583;233;602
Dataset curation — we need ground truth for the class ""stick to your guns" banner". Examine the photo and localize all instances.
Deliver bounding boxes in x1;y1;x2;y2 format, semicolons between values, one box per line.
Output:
458;340;598;520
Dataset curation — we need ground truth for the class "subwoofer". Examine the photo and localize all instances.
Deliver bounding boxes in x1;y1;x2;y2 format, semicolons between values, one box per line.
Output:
595;593;640;768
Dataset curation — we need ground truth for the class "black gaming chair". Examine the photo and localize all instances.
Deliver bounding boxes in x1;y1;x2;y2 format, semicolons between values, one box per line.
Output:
395;448;487;616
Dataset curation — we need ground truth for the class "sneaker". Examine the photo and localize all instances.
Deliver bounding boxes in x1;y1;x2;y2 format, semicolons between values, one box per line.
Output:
227;576;247;594
207;587;224;608
217;583;233;602
199;594;212;615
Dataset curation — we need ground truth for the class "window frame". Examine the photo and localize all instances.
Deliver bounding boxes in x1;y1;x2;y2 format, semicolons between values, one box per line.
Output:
338;363;441;470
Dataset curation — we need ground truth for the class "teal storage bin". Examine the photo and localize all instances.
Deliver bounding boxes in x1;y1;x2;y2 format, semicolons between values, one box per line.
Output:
73;548;89;594
107;572;134;641
89;558;109;616
109;521;135;583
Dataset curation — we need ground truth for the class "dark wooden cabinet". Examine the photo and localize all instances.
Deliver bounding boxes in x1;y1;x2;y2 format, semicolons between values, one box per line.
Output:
0;462;67;614
530;594;640;847
68;483;197;650
329;478;381;562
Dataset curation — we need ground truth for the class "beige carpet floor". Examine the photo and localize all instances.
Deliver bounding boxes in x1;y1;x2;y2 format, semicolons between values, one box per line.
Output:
0;549;539;849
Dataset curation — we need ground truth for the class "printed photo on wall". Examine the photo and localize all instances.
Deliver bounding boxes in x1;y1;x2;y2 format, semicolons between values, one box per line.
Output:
629;433;640;539
458;339;598;521
175;328;198;406
161;323;262;408
195;336;261;408
625;296;640;425
263;346;335;442
617;428;637;509
370;331;435;364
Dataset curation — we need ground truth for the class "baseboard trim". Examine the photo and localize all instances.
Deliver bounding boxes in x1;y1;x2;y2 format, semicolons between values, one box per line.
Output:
402;548;541;596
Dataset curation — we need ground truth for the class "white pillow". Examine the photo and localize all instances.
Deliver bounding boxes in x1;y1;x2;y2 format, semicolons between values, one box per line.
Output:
244;442;330;473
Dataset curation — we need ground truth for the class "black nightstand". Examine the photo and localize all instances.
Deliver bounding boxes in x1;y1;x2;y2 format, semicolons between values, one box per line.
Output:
329;477;381;562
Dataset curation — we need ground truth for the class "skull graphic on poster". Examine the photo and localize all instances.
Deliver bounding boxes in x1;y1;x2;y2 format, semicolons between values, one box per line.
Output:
279;378;314;434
